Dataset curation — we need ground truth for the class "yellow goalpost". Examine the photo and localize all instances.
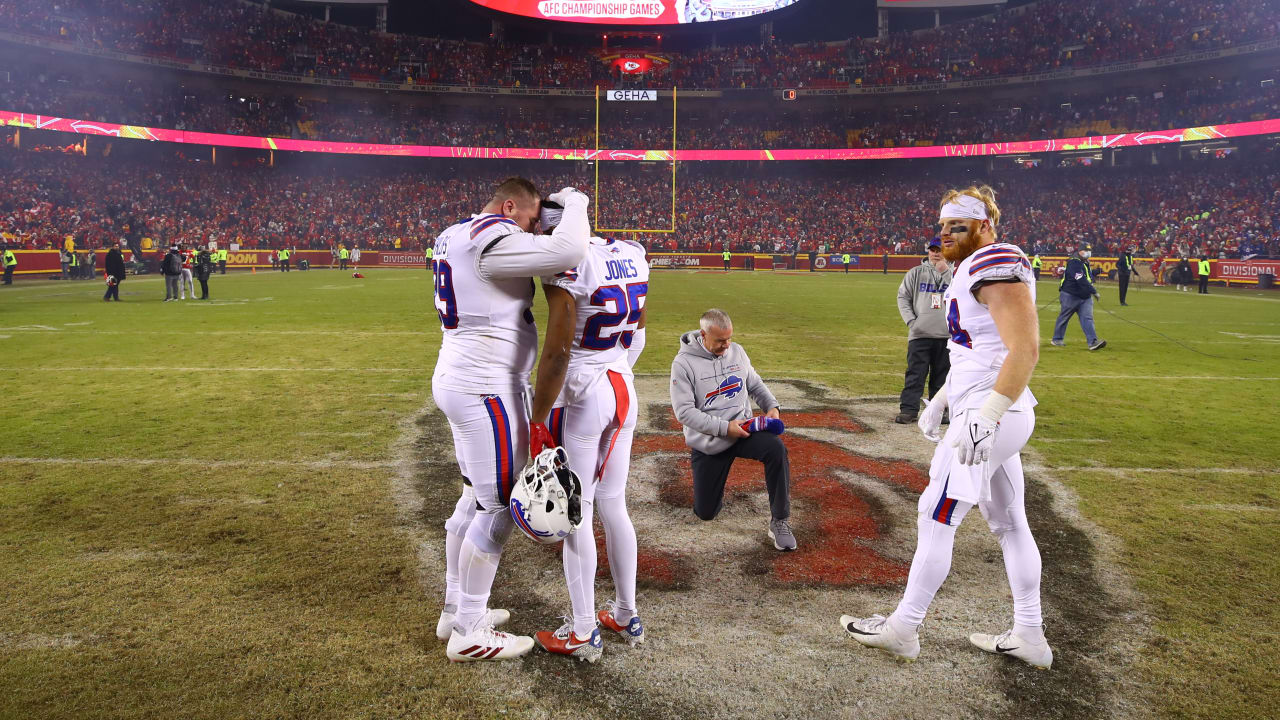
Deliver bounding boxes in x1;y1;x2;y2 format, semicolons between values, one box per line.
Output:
593;86;677;234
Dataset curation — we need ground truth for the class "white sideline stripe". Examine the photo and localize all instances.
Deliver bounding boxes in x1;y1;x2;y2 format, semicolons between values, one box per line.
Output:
0;457;396;470
0;367;424;373
1187;503;1278;513
1034;438;1108;444
1034;466;1271;475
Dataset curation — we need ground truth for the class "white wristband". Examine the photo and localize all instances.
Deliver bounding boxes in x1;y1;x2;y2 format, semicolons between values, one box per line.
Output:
978;391;1014;423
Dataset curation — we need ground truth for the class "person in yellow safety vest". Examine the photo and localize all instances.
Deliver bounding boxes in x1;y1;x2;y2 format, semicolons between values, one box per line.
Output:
425;245;434;273
722;249;731;272
2;246;16;285
1031;254;1043;281
69;250;80;280
1197;255;1211;294
217;247;228;274
279;247;291;272
339;245;350;270
842;252;851;274
394;237;402;249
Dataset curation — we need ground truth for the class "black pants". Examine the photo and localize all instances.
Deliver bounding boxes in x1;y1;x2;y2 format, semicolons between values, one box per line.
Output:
724;261;730;271
1033;268;1040;281
198;275;209;299
218;260;226;274
899;337;950;416
1199;275;1209;293
690;432;790;522
3;266;12;285
103;278;121;300
1118;272;1130;304
340;259;348;270
281;259;290;272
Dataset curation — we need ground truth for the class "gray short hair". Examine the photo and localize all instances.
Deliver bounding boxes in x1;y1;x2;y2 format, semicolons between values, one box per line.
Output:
699;308;732;332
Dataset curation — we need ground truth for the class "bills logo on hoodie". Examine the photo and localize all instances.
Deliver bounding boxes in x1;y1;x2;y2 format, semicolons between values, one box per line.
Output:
704;374;743;405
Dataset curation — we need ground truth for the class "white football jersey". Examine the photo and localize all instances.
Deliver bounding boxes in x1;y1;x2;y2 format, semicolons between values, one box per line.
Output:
944;241;1038;413
543;238;649;404
431;213;539;394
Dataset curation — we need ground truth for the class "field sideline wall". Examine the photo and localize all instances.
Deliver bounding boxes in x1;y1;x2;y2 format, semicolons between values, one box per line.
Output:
6;250;1278;286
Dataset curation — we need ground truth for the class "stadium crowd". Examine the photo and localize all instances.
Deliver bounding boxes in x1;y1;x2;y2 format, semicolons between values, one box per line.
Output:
3;143;1276;262
0;0;1275;90
3;62;1277;150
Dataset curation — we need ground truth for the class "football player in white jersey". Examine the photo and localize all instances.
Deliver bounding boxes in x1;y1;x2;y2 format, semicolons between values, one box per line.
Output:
840;185;1053;669
525;209;649;663
432;177;592;662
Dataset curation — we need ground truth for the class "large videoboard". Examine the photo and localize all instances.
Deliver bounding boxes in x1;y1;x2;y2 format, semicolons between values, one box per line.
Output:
467;0;802;25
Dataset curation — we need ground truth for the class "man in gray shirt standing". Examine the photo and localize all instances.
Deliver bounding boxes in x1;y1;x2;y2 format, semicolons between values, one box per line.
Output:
670;308;796;551
894;237;953;423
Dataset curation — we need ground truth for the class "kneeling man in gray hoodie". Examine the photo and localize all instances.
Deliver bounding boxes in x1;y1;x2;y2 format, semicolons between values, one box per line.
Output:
669;308;796;551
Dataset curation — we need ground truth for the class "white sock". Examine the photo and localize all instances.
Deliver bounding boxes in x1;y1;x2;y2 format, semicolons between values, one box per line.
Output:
443;486;477;613
597;493;638;622
998;526;1044;630
890;510;967;628
563;503;597;638
455;541;501;635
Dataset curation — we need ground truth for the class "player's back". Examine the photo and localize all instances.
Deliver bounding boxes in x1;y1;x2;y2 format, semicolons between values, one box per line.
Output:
431;214;539;394
944;242;1036;412
547;238;649;375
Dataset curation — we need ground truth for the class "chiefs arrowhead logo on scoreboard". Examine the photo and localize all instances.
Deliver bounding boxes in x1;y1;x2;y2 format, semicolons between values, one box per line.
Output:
615;57;654;74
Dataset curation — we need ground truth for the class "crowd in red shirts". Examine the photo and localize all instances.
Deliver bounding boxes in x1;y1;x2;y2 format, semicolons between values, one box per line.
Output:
1;0;1274;91
3;141;1276;261
4;58;1277;151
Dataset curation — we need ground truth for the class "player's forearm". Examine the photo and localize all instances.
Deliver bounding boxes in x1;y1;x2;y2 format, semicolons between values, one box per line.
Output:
531;349;570;424
991;345;1037;404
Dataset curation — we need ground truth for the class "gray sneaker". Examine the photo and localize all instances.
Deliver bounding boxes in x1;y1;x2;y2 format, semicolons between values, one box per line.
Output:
1050;339;1065;347
769;518;797;551
1088;339;1107;351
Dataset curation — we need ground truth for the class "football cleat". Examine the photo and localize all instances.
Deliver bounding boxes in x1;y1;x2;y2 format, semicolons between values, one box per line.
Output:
598;604;645;646
969;629;1053;669
535;622;603;664
445;624;534;662
840;613;920;662
435;608;512;642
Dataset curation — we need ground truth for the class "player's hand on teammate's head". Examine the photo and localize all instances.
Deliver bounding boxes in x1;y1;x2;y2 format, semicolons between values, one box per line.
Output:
548;187;589;209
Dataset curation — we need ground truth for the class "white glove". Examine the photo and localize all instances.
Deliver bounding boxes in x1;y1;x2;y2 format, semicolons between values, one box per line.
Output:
917;395;946;443
952;413;998;466
548;187;589;209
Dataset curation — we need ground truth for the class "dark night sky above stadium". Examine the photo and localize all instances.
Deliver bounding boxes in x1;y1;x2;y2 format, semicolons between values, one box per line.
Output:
376;0;1036;45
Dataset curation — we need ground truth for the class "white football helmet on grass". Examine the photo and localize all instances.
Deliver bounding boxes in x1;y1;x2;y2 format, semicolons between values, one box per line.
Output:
509;447;583;544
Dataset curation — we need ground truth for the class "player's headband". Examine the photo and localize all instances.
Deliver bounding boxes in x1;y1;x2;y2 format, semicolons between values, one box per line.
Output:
939;195;989;223
540;199;564;229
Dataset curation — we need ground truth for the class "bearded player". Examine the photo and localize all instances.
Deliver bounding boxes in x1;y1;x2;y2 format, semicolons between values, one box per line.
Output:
431;178;591;662
525;203;648;663
840;185;1052;669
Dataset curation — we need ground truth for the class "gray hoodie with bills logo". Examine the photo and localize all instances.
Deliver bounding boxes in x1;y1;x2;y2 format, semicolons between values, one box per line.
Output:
669;329;780;455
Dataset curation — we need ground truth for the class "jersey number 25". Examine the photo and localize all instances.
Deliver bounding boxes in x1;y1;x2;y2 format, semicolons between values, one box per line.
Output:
582;282;647;351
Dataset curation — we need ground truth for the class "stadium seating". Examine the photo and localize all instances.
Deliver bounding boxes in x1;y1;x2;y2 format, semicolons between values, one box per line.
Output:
0;0;1274;90
2;144;1276;260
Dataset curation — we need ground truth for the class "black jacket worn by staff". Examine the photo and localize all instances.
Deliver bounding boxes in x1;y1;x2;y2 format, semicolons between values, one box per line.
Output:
105;248;126;280
1059;257;1098;299
196;251;213;280
1118;252;1136;275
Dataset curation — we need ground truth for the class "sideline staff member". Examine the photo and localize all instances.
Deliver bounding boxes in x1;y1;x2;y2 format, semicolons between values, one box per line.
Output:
1052;244;1106;350
670;309;796;551
894;237;952;423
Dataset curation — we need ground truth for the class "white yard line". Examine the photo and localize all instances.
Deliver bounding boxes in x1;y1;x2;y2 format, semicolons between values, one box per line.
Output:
1028;465;1272;475
0;367;425;373
0;456;396;470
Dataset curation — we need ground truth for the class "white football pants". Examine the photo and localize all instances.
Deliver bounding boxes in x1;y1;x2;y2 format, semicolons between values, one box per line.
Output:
891;408;1044;631
547;368;639;637
434;386;528;634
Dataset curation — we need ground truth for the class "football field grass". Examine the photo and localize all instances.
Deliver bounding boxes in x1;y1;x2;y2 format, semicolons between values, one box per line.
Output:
1;268;1276;719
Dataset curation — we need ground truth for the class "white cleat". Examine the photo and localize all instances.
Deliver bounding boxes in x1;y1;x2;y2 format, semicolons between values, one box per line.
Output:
969;629;1053;669
840;613;920;662
445;624;533;662
436;608;511;642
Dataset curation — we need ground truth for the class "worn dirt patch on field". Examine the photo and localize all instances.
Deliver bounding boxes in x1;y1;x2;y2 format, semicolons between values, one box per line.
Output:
392;377;1144;719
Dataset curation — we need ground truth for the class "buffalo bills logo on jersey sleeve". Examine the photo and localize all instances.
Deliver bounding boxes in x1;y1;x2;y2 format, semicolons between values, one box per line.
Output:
704;374;744;405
